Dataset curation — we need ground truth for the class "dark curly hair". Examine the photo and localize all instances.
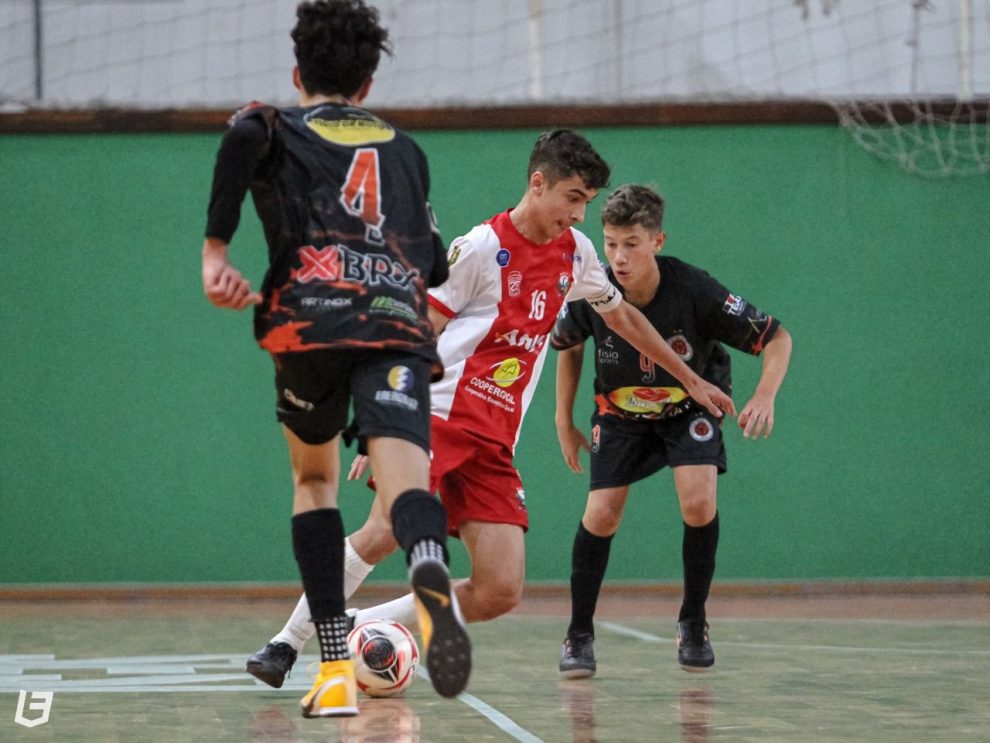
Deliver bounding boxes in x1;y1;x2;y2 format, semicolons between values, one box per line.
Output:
291;0;392;98
600;184;665;231
527;129;611;190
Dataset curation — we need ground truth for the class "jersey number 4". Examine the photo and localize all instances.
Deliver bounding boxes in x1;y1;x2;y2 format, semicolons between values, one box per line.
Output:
340;148;386;245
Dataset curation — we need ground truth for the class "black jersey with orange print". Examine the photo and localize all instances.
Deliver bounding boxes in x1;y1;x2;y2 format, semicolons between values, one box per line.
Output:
206;101;447;364
551;256;780;421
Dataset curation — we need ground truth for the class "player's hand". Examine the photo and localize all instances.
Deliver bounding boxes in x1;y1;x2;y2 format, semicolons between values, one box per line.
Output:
348;454;370;481
738;394;775;439
686;380;735;419
556;423;591;474
202;255;262;310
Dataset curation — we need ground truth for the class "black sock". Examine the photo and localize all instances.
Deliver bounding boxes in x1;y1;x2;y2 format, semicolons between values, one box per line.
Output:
292;508;346;661
568;522;613;638
390;489;449;566
679;512;719;623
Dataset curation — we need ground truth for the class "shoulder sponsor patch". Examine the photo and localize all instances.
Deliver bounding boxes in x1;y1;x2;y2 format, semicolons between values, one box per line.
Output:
723;294;747;316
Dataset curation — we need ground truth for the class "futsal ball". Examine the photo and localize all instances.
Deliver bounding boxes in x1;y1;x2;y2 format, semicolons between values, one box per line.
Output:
347;619;420;698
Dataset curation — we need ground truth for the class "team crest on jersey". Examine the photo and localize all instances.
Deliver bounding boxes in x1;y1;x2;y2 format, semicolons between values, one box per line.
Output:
557;273;571;296
507;270;522;297
668;333;693;361
305;110;396;145
723;293;747;316
447;242;463;267
591;424;601;453
496;249;511;267
488;358;526;388
689;417;715;442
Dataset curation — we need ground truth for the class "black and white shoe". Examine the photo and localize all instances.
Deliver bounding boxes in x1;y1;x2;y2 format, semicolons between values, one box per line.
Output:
411;560;472;698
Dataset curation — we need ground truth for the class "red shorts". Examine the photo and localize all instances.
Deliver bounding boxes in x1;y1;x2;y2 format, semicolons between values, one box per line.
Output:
429;416;528;537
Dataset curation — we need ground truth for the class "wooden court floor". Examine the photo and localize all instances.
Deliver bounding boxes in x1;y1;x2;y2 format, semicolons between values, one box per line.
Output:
1;586;988;742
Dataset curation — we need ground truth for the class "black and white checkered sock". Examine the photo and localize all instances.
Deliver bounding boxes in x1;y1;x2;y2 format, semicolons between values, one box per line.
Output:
314;614;351;663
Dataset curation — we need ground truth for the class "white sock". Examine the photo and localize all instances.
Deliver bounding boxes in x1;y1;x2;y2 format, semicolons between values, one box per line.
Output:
343;536;375;598
354;593;418;629
270;537;375;652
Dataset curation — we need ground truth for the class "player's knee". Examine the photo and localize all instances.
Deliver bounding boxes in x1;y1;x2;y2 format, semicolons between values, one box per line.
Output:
584;506;622;536
470;577;522;620
681;497;716;527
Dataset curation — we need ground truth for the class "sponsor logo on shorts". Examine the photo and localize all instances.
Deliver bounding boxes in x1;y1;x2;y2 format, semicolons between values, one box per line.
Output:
375;366;419;410
283;388;315;411
387;366;414;392
515;488;527;511
591;424;601;453
689;417;716;442
668;333;693;361
507;270;522;297
487;358;526;388
722;293;747;316
496;248;511;267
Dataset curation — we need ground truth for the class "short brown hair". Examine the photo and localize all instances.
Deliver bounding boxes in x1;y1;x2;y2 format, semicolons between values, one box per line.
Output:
527;129;611;190
600;184;665;232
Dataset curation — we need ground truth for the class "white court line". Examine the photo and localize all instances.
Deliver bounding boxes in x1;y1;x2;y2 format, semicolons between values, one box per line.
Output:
597;622;990;656
416;667;544;743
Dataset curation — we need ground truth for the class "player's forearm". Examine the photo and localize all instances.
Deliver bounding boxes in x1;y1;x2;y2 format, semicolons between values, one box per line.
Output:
752;327;792;401
202;237;230;267
604;301;703;390
555;345;584;430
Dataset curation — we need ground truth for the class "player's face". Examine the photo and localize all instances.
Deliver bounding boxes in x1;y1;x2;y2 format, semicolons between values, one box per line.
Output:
602;223;663;290
535;174;598;238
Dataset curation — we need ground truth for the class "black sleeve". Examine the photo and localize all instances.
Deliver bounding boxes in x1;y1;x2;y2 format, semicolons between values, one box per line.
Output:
550;300;593;350
204;113;270;242
692;267;781;355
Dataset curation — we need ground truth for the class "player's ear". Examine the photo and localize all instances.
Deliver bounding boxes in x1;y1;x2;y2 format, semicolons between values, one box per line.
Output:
655;231;666;253
530;170;545;196
292;66;303;92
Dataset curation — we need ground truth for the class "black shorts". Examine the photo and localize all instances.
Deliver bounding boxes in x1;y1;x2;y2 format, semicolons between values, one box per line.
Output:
588;409;726;490
272;349;431;452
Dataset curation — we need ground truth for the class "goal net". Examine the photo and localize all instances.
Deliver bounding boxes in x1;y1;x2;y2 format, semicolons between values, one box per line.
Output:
1;0;987;176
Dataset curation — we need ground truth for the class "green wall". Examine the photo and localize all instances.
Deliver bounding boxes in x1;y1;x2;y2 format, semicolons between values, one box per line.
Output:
1;125;988;585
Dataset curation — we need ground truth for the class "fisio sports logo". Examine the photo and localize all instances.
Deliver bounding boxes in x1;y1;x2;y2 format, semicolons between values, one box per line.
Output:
293;244;420;290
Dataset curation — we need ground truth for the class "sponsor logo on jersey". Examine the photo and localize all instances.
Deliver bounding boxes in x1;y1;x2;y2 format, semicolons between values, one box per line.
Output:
488;357;526;388
495;328;547;353
507;270;522;297
369;295;418;321
668;333;694;361
689;416;716;442
496;248;511;267
591;424;601;453
300;296;354;310
557;273;572;296
294;244;420;290
305;112;396;145
283;388;315;411
597;336;620;365
723;293;747;316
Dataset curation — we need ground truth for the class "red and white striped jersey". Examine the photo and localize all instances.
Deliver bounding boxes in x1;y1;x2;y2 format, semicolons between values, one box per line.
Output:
428;209;621;450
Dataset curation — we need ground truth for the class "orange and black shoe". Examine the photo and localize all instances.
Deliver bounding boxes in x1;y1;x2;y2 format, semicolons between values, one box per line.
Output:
411;560;471;698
